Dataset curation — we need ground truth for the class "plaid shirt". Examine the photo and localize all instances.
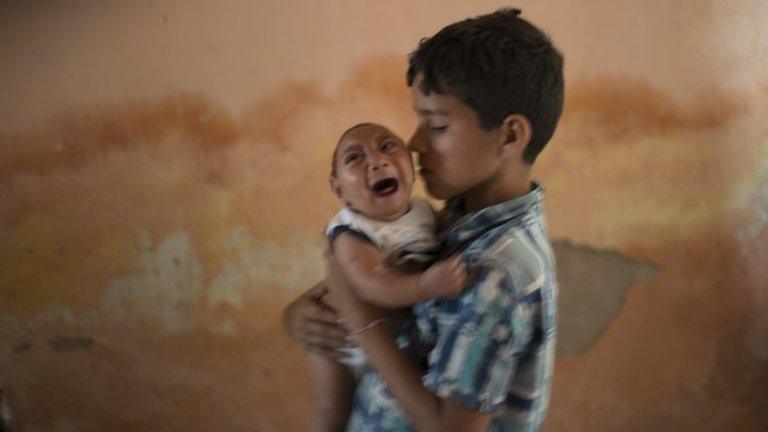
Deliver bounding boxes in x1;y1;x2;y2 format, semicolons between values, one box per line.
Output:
347;184;558;432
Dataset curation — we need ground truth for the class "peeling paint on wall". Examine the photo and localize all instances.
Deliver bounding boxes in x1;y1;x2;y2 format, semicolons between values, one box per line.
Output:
554;240;659;356
101;231;203;333
208;262;247;309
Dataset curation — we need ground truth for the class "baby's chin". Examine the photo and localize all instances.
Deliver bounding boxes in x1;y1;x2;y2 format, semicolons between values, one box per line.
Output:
368;192;411;221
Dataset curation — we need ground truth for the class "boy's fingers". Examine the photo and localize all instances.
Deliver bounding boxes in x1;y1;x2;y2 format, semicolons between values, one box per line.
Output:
442;257;461;275
304;333;348;350
304;320;348;340
306;306;341;325
453;264;466;279
454;265;468;292
302;327;345;346
454;261;465;274
303;345;344;360
297;294;340;322
307;280;329;298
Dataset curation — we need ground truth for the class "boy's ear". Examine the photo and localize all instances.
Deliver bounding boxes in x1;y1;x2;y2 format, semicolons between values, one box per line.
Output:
499;114;532;159
329;176;342;198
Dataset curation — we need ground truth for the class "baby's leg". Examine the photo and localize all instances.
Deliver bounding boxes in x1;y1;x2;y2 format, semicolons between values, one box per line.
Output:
307;352;354;432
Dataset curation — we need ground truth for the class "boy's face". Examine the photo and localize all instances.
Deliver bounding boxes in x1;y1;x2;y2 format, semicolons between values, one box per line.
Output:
408;75;504;201
331;124;415;221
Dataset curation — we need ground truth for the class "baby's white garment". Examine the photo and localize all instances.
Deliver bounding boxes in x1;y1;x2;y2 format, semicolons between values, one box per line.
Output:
325;196;438;377
326;196;438;266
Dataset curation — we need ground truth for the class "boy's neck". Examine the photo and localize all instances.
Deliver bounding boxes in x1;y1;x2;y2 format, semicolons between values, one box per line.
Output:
461;166;533;213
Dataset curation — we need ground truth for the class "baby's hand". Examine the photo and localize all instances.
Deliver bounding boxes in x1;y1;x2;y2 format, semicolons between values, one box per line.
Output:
418;255;467;299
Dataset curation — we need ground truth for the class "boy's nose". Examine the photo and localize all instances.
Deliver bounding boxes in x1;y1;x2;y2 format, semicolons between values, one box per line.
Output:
407;126;428;153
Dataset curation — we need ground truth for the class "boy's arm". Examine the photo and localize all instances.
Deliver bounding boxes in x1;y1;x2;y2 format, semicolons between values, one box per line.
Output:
324;250;492;432
282;279;348;358
332;233;464;308
353;321;492;432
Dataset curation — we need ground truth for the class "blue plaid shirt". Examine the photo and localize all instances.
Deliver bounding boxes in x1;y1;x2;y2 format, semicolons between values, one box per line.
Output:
347;184;558;432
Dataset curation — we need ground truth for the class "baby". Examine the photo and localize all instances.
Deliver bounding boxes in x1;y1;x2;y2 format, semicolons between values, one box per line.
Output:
309;122;466;431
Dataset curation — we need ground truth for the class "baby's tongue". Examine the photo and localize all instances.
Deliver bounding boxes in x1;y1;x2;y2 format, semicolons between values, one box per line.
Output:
373;178;398;197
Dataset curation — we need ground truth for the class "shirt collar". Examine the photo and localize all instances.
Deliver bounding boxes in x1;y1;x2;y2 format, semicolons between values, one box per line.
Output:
438;182;545;250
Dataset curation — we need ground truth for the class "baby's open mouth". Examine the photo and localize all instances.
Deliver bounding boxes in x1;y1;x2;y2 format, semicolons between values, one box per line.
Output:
371;178;399;197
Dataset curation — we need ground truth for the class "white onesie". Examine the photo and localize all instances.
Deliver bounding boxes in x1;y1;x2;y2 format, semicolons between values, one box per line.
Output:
326;196;438;266
325;196;438;376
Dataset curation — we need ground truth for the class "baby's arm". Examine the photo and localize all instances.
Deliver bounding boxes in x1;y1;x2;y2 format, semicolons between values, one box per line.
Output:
332;233;466;308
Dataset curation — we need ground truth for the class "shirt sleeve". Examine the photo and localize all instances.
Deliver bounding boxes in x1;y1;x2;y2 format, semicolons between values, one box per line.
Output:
422;265;535;413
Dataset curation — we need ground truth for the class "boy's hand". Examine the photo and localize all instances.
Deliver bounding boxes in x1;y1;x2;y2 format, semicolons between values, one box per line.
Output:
282;280;349;359
418;255;467;299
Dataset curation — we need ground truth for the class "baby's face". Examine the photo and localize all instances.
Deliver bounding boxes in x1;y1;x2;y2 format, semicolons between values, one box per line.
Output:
332;124;414;221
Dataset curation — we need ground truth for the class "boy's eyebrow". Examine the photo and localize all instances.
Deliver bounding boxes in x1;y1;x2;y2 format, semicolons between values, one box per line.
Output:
413;107;449;116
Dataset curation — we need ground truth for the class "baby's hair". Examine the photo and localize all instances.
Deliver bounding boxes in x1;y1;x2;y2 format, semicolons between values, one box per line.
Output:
330;122;376;178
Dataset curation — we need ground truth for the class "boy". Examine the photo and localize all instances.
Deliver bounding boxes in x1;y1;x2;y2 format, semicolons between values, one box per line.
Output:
285;8;563;431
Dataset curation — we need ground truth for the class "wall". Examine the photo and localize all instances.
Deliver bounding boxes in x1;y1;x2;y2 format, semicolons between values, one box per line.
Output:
1;1;766;431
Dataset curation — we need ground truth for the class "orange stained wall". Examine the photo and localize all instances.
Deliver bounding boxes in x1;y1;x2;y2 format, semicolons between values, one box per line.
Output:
1;1;767;431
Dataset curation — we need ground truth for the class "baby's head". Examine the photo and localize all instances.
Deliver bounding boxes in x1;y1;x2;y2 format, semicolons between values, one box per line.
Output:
330;123;415;222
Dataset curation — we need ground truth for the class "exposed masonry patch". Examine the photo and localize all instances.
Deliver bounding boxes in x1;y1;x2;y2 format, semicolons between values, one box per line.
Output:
554;239;660;357
47;336;94;352
1;227;321;339
208;261;247;308
211;226;325;302
101;230;203;332
247;235;325;296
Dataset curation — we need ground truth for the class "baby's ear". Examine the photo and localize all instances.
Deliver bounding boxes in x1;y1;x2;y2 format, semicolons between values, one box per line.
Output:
329;176;342;198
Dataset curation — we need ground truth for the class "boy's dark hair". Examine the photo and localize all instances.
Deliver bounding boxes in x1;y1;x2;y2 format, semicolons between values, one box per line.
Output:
407;8;564;164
